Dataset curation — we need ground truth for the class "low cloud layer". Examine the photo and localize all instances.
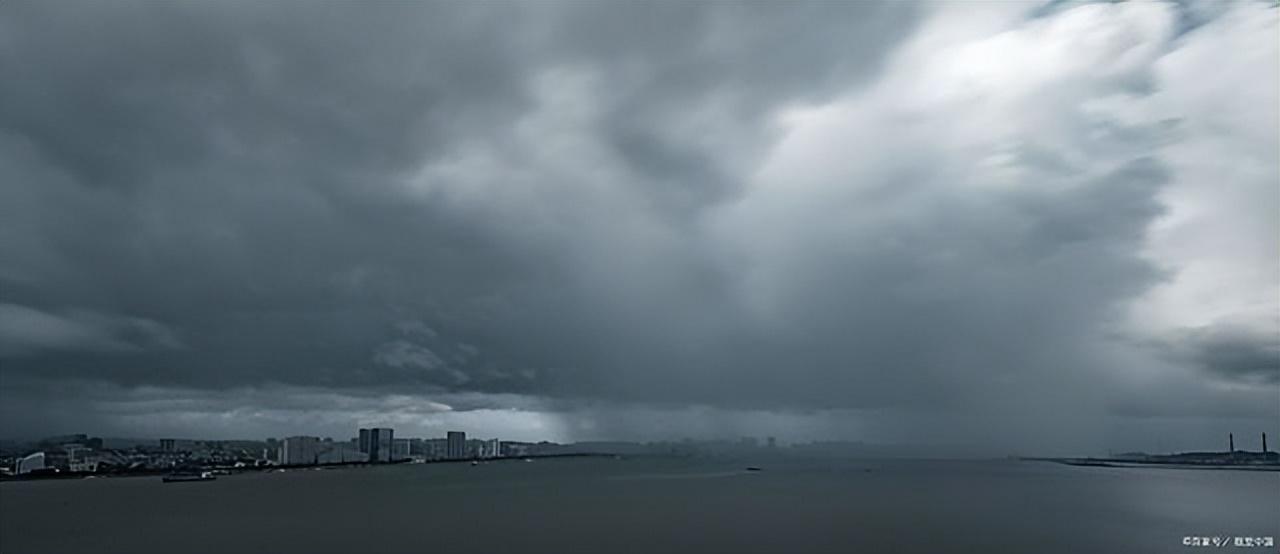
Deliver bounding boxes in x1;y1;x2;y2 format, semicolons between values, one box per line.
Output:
0;304;180;356
1;1;1275;454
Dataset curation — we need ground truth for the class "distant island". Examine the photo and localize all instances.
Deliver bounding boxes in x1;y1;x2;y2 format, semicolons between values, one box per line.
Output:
1024;433;1280;472
1027;451;1279;471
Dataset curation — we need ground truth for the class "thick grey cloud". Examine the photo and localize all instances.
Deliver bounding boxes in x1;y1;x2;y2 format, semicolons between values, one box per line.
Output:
1160;324;1280;384
0;1;1275;452
0;304;180;356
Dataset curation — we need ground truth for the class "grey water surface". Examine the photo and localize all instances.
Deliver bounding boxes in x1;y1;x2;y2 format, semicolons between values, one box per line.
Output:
1;457;1276;554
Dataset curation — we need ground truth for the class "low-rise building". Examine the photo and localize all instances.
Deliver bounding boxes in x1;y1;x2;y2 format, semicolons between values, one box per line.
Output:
316;442;367;464
424;438;448;460
481;439;501;459
392;439;411;461
16;452;46;475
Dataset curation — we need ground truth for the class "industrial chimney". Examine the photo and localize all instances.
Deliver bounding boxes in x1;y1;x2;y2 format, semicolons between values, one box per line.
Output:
1264;432;1269;454
1229;433;1234;453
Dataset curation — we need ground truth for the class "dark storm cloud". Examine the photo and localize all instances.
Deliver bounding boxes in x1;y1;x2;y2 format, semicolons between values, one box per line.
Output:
0;2;534;187
0;1;1275;445
1164;324;1280;384
0;304;180;356
0;1;924;396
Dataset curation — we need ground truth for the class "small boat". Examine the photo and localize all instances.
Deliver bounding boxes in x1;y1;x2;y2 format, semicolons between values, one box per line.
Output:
162;471;216;483
745;467;763;472
470;461;479;466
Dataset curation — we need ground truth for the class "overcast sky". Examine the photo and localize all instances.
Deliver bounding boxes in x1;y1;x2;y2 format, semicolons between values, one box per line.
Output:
1;1;1275;455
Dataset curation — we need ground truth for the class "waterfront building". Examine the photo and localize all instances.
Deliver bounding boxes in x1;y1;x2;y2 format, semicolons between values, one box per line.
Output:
16;452;46;475
69;459;99;473
392;438;411;461
425;438;448;460
66;445;96;472
316;442;366;464
482;438;501;458
280;436;321;465
358;428;395;462
500;441;532;458
372;428;393;462
358;429;371;454
447;431;467;459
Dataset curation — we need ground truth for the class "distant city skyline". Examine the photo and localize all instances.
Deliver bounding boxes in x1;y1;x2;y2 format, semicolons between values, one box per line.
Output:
4;413;1280;459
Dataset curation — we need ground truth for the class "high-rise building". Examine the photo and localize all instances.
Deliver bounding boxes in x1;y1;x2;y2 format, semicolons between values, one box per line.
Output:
159;439;176;452
447;431;467;460
280;436;322;465
358;429;371;455
375;428;393;462
358;428;395;462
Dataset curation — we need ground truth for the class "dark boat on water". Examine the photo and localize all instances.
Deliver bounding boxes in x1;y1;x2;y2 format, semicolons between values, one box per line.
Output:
162;471;216;483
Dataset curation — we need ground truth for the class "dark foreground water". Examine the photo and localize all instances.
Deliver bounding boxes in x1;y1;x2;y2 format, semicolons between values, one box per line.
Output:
1;457;1276;554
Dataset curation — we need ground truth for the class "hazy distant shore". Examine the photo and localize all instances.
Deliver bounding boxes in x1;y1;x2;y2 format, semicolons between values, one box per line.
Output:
1022;457;1280;472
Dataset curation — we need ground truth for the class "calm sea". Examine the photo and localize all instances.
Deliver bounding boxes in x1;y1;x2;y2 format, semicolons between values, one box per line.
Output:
1;457;1276;553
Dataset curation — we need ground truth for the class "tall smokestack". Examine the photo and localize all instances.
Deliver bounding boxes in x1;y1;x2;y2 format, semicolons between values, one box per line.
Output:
1264;432;1268;454
1229;433;1234;453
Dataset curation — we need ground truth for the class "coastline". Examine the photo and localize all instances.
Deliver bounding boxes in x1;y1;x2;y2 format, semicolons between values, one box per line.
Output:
1021;456;1280;472
0;452;620;484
